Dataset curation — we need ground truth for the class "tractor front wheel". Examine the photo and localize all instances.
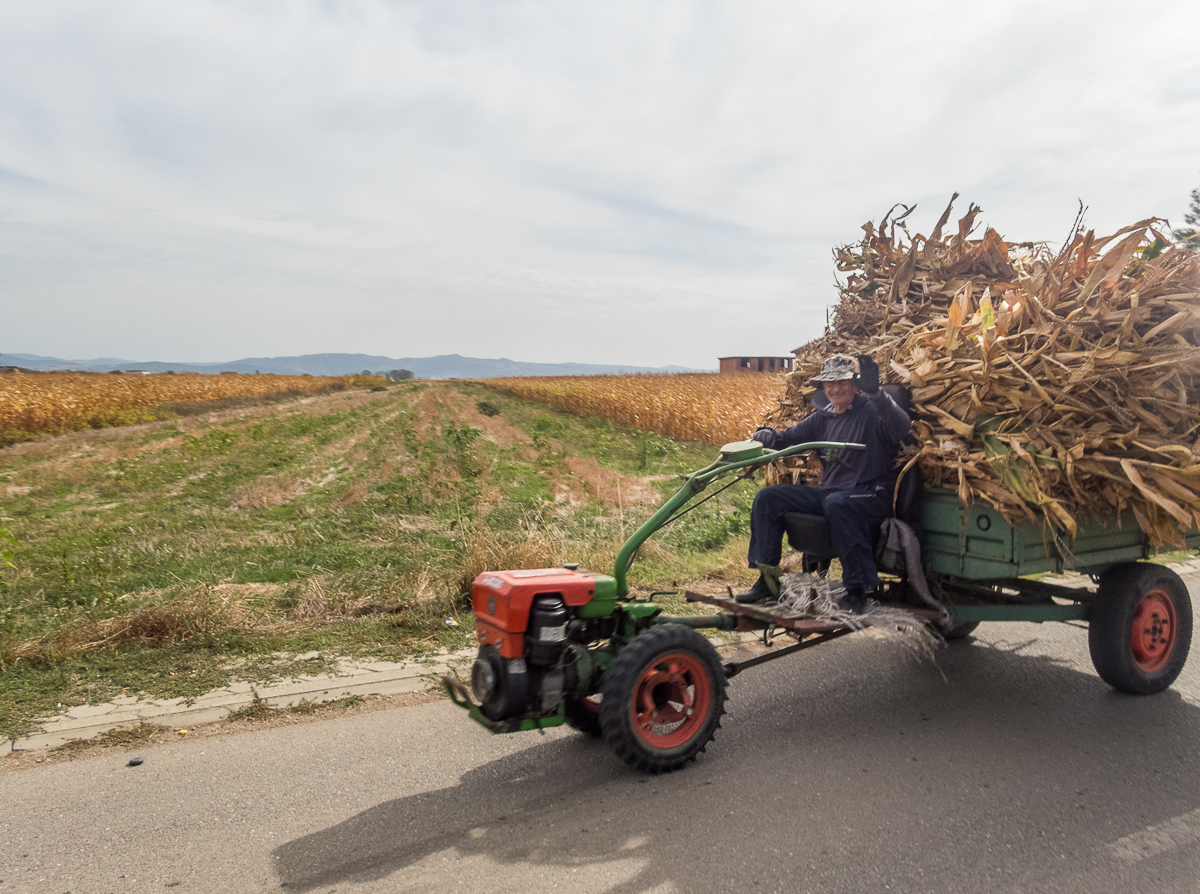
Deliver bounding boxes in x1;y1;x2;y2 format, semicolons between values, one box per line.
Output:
1089;562;1193;694
599;624;726;773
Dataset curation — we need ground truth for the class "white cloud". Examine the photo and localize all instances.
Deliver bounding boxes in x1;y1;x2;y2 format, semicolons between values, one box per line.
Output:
1;0;1198;367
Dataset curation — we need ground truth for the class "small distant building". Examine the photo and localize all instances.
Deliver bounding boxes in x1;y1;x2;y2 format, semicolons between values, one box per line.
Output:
718;356;794;375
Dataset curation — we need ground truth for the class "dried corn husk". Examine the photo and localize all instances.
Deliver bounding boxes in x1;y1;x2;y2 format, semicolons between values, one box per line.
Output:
777;573;944;663
766;195;1200;549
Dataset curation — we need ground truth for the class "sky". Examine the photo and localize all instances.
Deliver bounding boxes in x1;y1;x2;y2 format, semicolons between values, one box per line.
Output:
1;1;1198;370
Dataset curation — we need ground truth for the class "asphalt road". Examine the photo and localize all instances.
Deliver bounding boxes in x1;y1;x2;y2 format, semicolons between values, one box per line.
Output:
3;614;1200;894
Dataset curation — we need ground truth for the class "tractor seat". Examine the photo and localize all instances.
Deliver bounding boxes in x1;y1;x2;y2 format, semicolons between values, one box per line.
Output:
780;384;919;570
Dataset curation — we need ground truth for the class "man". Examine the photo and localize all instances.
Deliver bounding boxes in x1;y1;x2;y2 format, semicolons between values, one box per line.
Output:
736;353;911;612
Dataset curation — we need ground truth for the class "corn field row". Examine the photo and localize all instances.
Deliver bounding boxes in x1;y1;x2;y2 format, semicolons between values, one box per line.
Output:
480;373;784;446
0;372;377;444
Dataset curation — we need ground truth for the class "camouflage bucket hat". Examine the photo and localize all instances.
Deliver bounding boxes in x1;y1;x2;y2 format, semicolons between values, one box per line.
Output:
809;354;858;384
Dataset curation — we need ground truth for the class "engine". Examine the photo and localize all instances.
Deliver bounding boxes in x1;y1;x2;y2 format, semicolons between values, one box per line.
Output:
469;567;617;721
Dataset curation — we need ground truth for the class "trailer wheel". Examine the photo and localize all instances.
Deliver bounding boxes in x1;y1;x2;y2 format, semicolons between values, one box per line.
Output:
564;695;603;738
1089;563;1193;694
600;624;726;773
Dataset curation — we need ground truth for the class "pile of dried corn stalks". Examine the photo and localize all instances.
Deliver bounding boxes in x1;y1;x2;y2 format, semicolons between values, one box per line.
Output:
766;195;1200;549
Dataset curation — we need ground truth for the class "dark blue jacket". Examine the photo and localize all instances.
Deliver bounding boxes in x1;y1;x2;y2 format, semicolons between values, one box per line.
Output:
773;390;911;490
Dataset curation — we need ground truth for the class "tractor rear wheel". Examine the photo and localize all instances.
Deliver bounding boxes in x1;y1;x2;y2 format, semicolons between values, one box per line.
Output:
599;624;726;773
1089;562;1193;694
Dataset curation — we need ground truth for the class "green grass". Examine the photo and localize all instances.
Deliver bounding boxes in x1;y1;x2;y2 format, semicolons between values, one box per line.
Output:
0;381;758;739
225;693;367;724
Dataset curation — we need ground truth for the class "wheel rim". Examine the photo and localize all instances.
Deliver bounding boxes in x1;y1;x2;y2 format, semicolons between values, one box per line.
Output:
629;651;711;749
1130;589;1178;673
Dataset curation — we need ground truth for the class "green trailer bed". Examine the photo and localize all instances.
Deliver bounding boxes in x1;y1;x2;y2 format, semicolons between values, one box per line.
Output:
920;487;1200;580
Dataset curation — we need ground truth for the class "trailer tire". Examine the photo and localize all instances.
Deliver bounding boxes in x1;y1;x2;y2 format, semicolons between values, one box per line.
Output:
564;695;603;738
1089;563;1192;694
600;624;726;773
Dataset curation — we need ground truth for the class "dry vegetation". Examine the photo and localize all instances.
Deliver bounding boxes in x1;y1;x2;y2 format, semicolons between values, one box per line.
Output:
767;196;1200;548
479;373;783;446
3;583;285;667
0;371;382;445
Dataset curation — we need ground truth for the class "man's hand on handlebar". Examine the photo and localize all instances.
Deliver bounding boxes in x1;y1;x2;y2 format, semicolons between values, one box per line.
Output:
751;428;778;448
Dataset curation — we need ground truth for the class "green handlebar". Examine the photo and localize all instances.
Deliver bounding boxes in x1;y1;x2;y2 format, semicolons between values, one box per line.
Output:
612;440;865;596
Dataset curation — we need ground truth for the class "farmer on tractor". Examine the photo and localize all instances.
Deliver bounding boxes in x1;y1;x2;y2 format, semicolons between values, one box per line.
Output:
737;353;912;612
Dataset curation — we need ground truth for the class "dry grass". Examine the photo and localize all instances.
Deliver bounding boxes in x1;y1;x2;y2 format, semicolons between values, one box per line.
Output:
337;483;369;506
236;477;302;509
3;574;440;668
52;722;163;755
430;386;532;447
5;585;282;665
562;456;664;507
457;524;570;592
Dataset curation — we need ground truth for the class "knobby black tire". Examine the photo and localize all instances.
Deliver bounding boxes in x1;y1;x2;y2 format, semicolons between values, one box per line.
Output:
599;624;727;774
564;696;603;738
1089;562;1193;694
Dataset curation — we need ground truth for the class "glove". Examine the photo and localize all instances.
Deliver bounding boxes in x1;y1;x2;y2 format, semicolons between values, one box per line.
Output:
751;428;778;448
856;354;880;396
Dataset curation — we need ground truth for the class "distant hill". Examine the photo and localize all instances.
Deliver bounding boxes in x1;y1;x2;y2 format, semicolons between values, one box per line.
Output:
1;352;709;378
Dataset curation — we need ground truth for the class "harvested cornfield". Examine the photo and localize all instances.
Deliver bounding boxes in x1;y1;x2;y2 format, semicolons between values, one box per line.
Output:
480;373;783;446
768;195;1200;549
0;372;381;444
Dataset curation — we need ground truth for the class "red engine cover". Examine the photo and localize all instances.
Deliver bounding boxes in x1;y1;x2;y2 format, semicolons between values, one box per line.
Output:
471;568;597;658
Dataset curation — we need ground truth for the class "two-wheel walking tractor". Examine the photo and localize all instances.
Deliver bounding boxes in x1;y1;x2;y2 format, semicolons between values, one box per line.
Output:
442;438;1195;773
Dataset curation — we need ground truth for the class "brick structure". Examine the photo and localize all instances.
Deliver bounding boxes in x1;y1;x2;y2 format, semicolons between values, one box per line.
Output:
718;356;794;374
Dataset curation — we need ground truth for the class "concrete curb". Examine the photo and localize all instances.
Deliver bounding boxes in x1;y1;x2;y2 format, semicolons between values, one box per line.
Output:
3;649;479;754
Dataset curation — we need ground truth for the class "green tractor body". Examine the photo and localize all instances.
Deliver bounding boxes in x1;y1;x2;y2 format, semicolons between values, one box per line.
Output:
446;440;856;772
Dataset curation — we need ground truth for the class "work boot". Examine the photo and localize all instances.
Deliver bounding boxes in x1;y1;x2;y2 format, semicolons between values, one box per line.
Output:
735;576;776;604
838;586;867;614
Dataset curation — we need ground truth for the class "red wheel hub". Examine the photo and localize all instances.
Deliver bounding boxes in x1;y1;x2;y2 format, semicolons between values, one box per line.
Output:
629;651;711;749
1130;589;1178;673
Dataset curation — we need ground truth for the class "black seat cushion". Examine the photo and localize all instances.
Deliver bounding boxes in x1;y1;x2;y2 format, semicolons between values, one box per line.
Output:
783;512;835;559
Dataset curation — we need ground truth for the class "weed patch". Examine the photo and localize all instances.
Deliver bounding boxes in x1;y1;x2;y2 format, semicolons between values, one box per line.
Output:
52;722;162;755
226;695;276;723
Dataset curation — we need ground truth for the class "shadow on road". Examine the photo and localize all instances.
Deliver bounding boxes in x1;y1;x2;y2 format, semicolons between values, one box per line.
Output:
273;633;1200;893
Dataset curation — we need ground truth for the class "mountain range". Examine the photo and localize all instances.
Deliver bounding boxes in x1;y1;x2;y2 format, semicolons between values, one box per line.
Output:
1;352;708;379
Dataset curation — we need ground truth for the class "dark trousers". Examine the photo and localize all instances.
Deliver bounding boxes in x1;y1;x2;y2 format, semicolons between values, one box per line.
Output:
747;484;892;591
